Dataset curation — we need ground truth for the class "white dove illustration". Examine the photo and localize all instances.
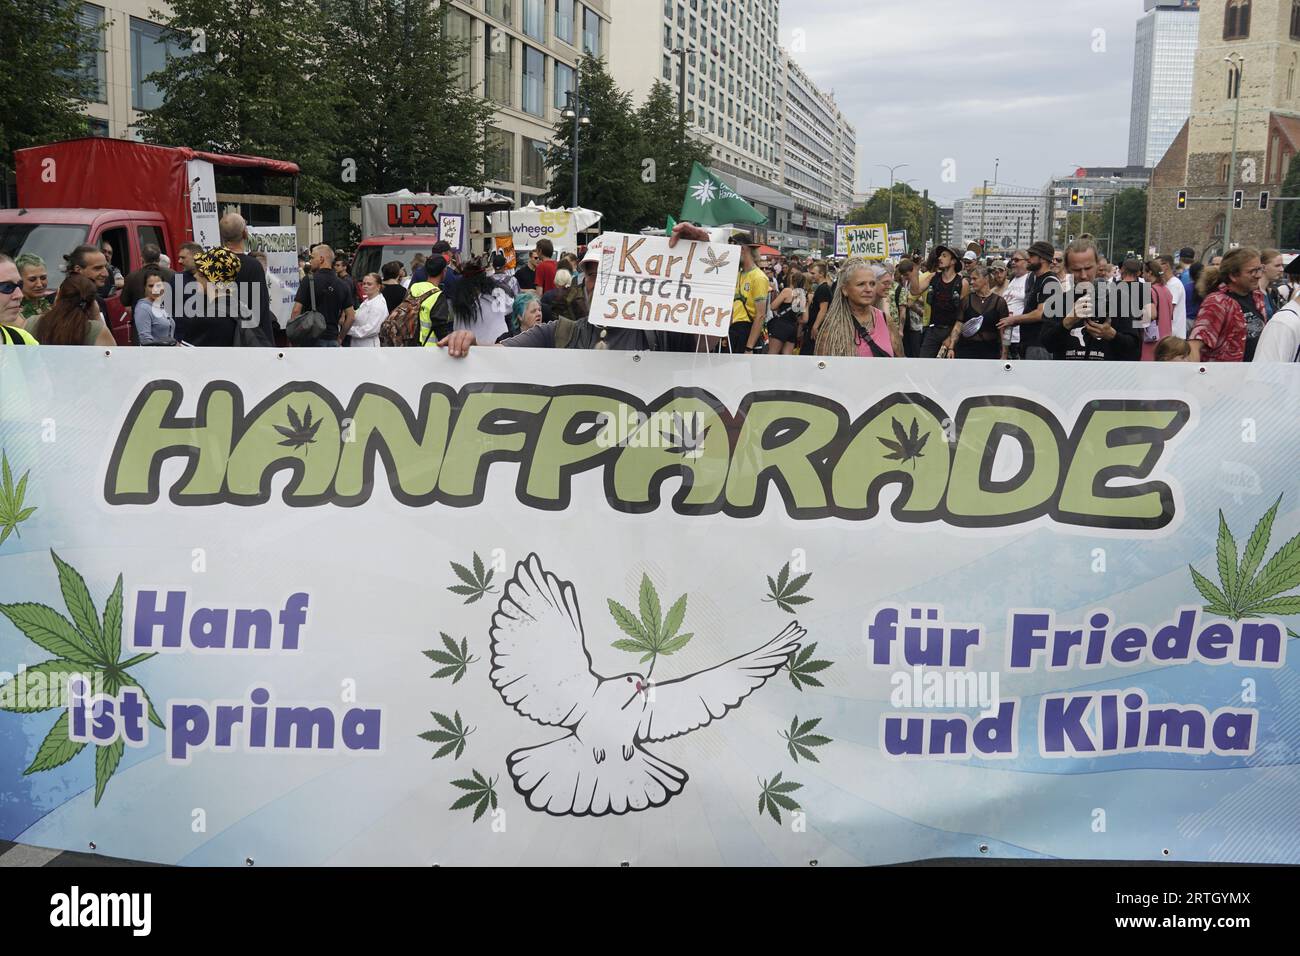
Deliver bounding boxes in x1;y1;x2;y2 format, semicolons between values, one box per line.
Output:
489;554;805;816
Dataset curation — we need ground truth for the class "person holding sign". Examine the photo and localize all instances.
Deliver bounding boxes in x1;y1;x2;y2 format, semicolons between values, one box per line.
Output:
908;245;968;358
815;259;895;358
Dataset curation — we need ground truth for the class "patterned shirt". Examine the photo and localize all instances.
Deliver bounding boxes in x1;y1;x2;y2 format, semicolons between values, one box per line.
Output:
19;296;50;321
1190;284;1264;363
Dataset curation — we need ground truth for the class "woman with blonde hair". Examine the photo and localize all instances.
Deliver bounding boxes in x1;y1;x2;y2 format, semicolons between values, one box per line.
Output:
815;258;896;358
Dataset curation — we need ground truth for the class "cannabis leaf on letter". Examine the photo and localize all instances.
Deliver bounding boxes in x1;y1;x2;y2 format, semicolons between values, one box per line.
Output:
878;417;930;470
449;770;498;821
699;247;731;275
0;450;37;547
757;772;802;824
780;716;832;763
422;633;478;684
0;551;164;806
608;574;692;678
419;710;473;760
659;412;711;459
1190;496;1300;639
764;561;812;613
447;552;498;605
274;404;323;455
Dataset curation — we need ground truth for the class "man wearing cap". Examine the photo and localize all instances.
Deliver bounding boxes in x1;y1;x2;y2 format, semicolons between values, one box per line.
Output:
998;240;1059;360
408;256;451;347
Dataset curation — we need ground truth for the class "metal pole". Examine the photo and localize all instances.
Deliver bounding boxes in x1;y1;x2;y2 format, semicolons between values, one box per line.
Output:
979;179;988;249
1110;189;1118;258
887;171;895;231
1224;57;1243;251
1030;206;1037;245
571;67;581;208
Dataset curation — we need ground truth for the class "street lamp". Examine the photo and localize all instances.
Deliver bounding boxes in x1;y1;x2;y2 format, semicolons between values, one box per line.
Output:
561;74;592;209
875;163;908;230
1223;53;1245;252
979;157;1000;249
673;46;697;121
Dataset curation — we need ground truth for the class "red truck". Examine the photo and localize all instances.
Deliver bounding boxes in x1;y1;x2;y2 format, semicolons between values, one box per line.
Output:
0;138;298;343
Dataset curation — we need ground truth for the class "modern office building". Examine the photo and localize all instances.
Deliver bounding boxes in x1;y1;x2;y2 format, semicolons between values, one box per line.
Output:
1147;0;1300;255
608;0;783;186
951;188;1047;251
67;0;609;210
780;52;858;254
1128;1;1201;169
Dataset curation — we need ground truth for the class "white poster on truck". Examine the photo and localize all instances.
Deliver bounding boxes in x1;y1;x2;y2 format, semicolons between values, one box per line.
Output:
186;160;220;248
247;226;301;330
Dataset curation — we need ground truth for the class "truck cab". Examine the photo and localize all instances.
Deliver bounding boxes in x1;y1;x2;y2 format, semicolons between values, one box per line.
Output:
351;234;443;281
0;208;174;345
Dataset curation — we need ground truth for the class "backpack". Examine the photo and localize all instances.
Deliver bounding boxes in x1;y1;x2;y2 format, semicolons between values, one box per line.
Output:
379;285;441;347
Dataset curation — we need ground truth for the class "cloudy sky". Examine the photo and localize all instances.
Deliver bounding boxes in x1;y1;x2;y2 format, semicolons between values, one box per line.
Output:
781;0;1147;206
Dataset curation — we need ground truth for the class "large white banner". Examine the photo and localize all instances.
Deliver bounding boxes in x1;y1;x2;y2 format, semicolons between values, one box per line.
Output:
246;226;301;330
490;206;602;253
1;349;1299;866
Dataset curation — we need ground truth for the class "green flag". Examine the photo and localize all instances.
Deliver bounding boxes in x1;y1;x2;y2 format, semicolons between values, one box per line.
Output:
679;162;768;227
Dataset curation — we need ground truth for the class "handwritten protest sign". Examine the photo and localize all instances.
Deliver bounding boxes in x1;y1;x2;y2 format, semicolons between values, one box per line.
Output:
589;232;739;336
835;224;889;260
888;230;908;257
437;213;465;254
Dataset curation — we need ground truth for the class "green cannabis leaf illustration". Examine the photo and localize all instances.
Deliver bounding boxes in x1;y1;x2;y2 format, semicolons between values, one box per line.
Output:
878;417;930;470
608;573;692;677
419;710;473;760
757;771;802;824
447;552;498;604
422;633;478;683
1190;496;1300;638
273;404;323;455
786;642;833;691
0;449;37;547
764;560;812;613
0;551;164;806
449;769;499;821
780;716;832;763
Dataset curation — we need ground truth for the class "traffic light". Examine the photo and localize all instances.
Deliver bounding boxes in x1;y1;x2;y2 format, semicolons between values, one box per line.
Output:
1259;191;1270;211
1069;188;1082;209
1176;190;1188;210
1233;190;1244;210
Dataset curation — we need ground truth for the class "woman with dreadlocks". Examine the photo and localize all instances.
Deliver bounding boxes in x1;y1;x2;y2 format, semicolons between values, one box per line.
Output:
815;258;899;358
447;256;513;344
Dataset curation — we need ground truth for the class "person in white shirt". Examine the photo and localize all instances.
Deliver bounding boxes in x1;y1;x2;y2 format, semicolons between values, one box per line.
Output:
1002;250;1030;356
1157;255;1187;338
349;273;387;347
1255;260;1300;361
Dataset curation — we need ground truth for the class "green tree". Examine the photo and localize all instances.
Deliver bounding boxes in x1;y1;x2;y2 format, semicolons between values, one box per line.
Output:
323;0;492;197
135;0;350;212
0;0;102;179
633;81;713;230
1093;187;1148;259
849;184;936;254
545;55;650;230
1279;159;1300;249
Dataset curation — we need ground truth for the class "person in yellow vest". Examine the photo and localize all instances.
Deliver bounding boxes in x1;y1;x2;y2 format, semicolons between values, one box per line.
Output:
408;255;452;346
0;255;38;344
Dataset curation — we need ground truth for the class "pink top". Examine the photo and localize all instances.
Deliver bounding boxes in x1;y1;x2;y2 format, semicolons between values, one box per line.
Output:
854;307;894;357
1142;282;1174;362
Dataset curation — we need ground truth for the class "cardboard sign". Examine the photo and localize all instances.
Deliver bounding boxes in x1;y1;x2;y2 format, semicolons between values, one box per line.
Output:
588;232;738;336
185;159;219;248
494;235;518;270
438;213;465;255
888;230;908;258
835;223;889;260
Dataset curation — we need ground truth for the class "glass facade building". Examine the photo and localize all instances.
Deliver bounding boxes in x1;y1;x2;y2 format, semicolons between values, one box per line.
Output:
1128;1;1200;169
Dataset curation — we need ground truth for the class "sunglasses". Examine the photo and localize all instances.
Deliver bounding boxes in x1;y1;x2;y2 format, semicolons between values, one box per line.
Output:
0;281;20;295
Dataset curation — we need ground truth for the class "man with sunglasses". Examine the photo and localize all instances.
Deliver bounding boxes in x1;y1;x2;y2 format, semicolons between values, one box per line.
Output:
0;255;39;344
998;242;1058;360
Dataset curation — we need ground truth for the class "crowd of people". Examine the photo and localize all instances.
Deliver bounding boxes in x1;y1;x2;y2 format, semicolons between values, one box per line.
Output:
2;218;1298;363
